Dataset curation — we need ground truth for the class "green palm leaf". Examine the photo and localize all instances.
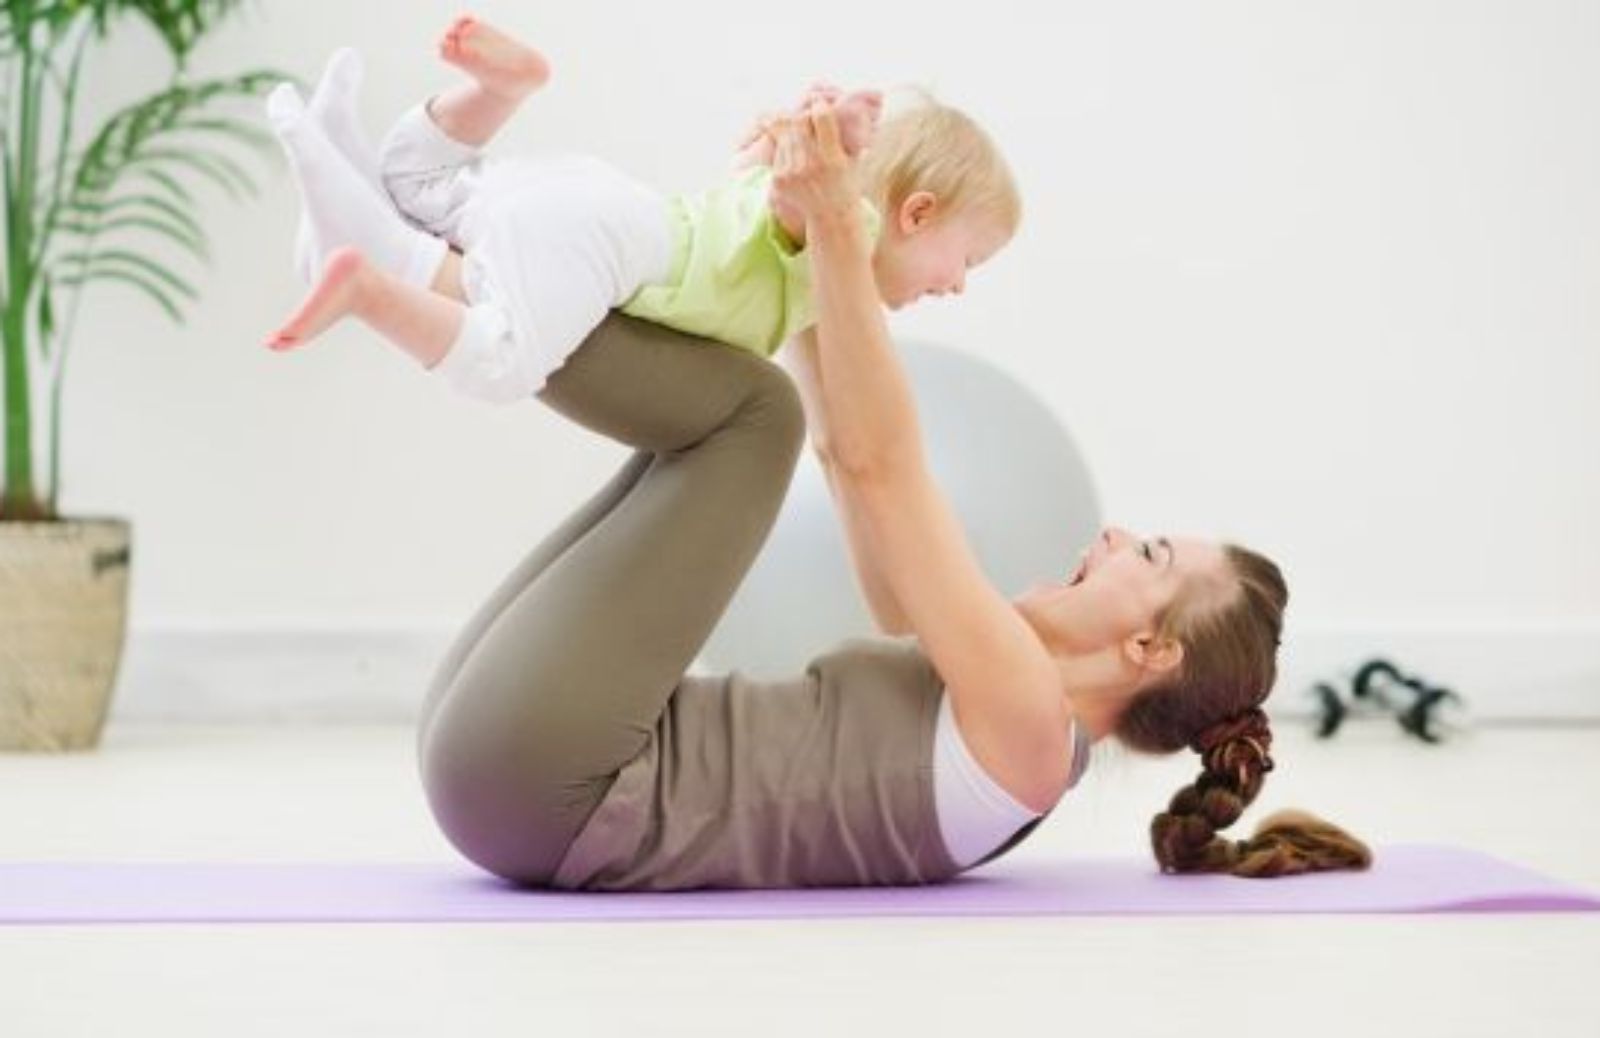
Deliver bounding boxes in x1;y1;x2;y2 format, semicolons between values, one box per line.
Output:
58;213;208;260
58;268;182;321
5;2;256;67
66;191;208;246
48;70;287;298
58;246;197;320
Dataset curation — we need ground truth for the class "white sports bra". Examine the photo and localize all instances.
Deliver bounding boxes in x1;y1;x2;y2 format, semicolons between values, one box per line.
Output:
932;690;1092;868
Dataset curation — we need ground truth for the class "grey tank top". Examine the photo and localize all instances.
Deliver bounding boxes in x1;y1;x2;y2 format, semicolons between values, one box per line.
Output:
550;636;1089;891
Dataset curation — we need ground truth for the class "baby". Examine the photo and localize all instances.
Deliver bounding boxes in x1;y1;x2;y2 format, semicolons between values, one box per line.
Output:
265;18;1021;404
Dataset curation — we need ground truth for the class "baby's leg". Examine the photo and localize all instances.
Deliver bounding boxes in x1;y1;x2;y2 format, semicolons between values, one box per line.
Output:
268;83;447;288
376;101;487;245
265;246;462;368
268;246;547;404
376;18;549;241
308;47;383;193
294;47;385;283
429;15;550;149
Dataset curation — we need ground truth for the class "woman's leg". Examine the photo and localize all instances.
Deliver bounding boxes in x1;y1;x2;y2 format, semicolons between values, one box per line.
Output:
418;314;805;884
414;450;652;754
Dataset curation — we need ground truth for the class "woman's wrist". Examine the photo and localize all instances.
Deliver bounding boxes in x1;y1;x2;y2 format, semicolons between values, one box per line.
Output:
806;202;870;256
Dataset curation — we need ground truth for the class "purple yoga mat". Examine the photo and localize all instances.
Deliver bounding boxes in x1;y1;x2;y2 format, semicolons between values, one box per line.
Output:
1;844;1595;925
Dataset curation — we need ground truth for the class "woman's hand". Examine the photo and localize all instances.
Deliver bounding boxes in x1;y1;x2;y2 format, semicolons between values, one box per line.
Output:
768;103;861;233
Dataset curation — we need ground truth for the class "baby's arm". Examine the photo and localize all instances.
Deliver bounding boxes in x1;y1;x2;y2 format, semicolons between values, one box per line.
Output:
732;124;779;170
731;84;842;171
732;84;882;247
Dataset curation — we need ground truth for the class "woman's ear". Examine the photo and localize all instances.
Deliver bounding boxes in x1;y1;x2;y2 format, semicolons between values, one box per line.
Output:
896;190;938;235
1123;633;1184;676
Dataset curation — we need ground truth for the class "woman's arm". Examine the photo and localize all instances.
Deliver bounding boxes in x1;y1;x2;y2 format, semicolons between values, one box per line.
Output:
779;329;912;635
770;110;1074;808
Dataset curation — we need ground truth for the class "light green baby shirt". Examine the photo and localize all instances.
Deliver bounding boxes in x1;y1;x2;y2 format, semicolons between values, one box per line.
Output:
620;166;881;358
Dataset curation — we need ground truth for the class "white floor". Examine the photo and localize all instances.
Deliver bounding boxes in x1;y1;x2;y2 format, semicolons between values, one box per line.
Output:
2;719;1598;1038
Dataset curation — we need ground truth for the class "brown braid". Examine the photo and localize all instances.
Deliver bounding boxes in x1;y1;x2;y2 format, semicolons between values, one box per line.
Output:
1151;707;1371;877
1151;708;1269;874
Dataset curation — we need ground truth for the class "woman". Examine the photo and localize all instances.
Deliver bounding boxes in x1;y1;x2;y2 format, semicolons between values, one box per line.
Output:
407;106;1369;890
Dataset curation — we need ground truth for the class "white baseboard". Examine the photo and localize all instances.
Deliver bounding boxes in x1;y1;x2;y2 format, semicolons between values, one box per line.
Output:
107;620;1600;724
109;623;452;724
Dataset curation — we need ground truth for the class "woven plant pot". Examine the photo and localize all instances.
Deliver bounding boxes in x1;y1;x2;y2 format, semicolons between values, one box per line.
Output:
0;518;131;752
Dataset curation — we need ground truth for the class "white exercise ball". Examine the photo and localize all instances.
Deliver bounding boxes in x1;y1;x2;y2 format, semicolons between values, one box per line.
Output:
699;341;1103;677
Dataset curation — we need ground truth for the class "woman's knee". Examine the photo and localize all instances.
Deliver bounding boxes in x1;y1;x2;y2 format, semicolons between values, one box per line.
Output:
420;764;584;885
739;358;806;462
420;711;602;884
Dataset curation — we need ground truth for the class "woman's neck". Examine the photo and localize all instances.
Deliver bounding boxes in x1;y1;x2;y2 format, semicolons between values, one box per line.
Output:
1052;650;1140;743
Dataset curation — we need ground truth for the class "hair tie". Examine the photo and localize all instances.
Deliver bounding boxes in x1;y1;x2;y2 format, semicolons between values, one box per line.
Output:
1192;708;1275;789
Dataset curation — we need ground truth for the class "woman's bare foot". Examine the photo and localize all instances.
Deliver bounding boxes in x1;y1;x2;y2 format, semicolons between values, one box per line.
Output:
439;16;550;100
265;246;372;351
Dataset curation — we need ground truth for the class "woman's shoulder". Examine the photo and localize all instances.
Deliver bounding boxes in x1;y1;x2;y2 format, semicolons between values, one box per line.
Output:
945;670;1083;812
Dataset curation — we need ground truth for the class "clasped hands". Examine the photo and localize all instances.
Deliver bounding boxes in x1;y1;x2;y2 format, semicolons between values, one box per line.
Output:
760;99;866;243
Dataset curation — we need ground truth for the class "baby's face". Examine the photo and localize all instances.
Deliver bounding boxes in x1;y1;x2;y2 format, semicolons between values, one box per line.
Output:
872;207;1011;310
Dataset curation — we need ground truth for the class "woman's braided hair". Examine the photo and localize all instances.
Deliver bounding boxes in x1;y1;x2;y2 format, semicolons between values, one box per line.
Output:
1119;546;1372;878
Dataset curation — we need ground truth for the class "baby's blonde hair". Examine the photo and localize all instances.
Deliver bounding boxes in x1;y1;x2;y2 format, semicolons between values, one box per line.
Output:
857;90;1022;236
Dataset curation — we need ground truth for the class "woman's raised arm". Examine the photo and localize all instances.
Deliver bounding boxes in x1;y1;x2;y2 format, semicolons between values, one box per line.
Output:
780;329;912;636
769;109;1075;808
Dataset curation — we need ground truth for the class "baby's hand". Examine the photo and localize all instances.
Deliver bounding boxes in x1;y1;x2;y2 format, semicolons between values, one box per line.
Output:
769;104;861;230
732;109;785;170
733;82;881;171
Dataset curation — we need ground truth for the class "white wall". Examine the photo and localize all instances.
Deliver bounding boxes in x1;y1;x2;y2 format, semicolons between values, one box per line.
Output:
43;1;1600;716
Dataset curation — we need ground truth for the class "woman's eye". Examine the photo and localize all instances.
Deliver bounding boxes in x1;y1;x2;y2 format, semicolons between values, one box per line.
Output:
1140;542;1154;562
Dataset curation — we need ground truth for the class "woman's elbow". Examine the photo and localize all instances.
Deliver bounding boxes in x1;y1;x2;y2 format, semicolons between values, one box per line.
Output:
828;447;891;482
803;427;860;476
806;429;837;469
828;437;912;482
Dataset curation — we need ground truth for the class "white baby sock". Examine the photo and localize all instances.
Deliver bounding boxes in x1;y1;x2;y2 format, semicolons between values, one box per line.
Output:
292;47;388;280
268;83;445;289
307;47;382;192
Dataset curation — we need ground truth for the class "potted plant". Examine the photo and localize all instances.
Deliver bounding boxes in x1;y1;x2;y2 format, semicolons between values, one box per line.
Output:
1;0;289;750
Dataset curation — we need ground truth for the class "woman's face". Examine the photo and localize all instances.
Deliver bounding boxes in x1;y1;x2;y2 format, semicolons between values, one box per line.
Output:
1013;526;1229;658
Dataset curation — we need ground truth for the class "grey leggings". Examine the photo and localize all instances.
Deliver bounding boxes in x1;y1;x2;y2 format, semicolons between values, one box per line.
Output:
416;313;805;884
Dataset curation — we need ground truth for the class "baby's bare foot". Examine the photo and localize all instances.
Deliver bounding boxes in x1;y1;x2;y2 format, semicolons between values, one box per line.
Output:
265;246;372;351
439;15;550;100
